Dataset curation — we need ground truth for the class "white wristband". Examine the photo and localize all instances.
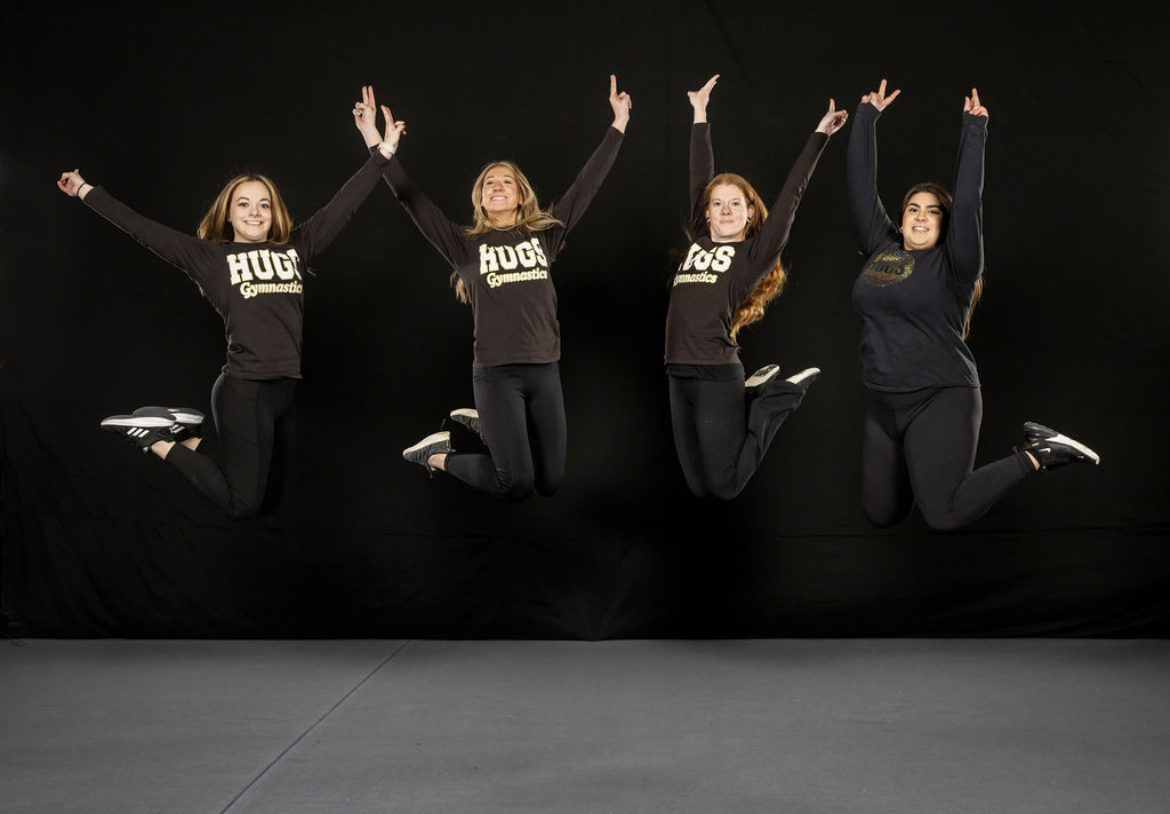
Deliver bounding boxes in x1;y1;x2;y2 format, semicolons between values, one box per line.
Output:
376;142;396;159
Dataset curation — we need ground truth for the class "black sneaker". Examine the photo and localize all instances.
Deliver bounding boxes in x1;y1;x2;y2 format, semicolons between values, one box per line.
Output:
745;364;780;389
134;406;204;442
101;407;180;452
1022;422;1100;470
448;408;486;445
785;367;821;389
403;431;453;475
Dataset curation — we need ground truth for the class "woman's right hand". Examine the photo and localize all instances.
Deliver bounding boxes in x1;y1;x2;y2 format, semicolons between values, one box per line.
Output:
861;78;900;111
57;169;89;198
687;74;719;123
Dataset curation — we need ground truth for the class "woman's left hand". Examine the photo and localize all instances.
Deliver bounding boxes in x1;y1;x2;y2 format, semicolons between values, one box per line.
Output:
964;87;989;117
609;74;632;133
816;98;849;135
354;85;407;154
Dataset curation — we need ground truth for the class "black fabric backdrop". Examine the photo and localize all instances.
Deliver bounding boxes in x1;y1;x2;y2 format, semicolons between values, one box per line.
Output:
3;2;1168;638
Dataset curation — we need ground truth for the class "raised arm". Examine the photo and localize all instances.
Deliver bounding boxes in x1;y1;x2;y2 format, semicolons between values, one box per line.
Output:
846;78;901;255
947;87;989;282
355;85;467;265
745;100;845;266
546;75;629;233
292;89;396;259
58;168;219;272
687;75;718;216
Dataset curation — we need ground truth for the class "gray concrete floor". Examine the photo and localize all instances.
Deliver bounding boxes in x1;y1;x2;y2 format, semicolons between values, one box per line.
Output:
1;638;1168;813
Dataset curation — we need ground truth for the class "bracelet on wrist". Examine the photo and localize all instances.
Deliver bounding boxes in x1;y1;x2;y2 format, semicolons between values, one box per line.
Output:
377;142;396;159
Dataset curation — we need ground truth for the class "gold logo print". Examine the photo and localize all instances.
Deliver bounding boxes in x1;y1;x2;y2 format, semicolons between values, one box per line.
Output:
861;249;915;288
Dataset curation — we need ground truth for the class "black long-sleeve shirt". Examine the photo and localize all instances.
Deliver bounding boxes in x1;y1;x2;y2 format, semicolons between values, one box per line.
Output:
83;150;389;379
665;123;828;366
847;104;987;392
383;128;623;367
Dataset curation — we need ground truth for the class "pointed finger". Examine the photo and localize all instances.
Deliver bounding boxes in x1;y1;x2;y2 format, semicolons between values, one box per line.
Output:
878;78;888;98
704;74;719;92
610;74;618;97
886;88;901;104
971;87;981;107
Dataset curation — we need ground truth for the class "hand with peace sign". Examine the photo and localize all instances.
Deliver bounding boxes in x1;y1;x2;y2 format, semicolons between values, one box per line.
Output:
353;85;407;156
861;78;901;112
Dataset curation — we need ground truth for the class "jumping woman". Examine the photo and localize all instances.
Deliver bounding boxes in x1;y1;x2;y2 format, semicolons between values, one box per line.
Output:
847;79;1098;531
665;75;846;499
57;99;399;519
353;79;630;501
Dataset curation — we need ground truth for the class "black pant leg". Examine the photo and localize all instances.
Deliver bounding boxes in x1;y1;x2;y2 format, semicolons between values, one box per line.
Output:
445;365;536;500
668;375;712;499
903;387;1033;530
526;363;566;496
164;373;291;519
740;377;807;482
860;391;914;527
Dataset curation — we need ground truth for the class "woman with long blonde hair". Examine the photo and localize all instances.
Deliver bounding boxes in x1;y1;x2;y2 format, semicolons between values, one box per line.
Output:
354;79;631;500
56;99;398;518
848;79;1098;530
665;75;845;499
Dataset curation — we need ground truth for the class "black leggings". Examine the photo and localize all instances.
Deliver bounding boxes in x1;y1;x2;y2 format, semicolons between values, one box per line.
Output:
445;363;565;501
668;370;807;500
862;386;1034;530
165;372;297;519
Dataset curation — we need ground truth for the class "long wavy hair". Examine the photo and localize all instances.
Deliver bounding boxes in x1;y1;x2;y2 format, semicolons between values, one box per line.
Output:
197;173;292;244
452;161;564;304
900;182;983;340
689;173;785;342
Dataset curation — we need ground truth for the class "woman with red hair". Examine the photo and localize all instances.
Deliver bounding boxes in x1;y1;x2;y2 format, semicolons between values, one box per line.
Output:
665;75;846;499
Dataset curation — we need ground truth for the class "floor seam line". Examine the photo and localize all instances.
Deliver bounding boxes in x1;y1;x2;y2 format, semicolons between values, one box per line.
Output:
219;639;414;813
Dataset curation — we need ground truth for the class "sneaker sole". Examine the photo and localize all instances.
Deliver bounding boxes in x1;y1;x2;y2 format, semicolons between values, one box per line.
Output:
101;416;177;429
167;409;205;426
402;431;450;456
745;366;780;388
785;367;821;386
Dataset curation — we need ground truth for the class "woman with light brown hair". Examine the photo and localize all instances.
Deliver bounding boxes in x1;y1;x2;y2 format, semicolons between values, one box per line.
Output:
354;79;631;501
55;99;399;518
665;75;845;499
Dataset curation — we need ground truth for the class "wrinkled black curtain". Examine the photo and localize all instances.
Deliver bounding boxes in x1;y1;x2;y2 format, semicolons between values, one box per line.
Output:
3;2;1168;637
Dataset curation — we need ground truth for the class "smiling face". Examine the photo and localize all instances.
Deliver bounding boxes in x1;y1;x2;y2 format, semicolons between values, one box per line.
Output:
901;191;944;250
479;165;522;226
705;182;755;243
227;180;273;243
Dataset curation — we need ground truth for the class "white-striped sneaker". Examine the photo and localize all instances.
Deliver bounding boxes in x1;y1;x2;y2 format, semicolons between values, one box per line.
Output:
101;407;180;452
1023;422;1100;470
